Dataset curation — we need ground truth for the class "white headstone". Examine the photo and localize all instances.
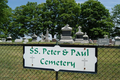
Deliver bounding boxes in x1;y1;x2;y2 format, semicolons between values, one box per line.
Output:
0;38;2;42
104;35;108;39
7;34;12;42
23;39;28;44
40;34;45;42
59;24;74;43
32;33;37;42
15;39;22;42
23;37;26;41
2;38;6;42
45;28;50;42
97;38;109;45
83;32;89;43
75;26;84;43
115;37;120;45
89;39;93;44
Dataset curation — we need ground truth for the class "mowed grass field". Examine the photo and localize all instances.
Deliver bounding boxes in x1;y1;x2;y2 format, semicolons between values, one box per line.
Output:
0;44;119;80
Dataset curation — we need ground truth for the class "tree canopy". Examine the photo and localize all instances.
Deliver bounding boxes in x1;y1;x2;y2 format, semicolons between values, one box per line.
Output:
0;0;9;26
44;0;81;38
111;4;120;37
12;2;43;38
0;0;13;38
0;0;116;40
80;0;113;39
0;7;13;38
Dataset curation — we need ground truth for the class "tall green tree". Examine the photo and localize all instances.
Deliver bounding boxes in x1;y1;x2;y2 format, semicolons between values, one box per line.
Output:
11;0;81;39
0;0;12;38
0;0;9;26
80;0;113;39
44;0;81;38
38;2;53;36
0;7;13;38
12;2;43;37
45;0;59;38
23;2;42;36
111;4;120;37
12;5;28;37
36;3;46;36
57;0;81;37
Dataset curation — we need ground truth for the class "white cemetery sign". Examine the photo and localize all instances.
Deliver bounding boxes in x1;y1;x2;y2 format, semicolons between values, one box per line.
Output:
23;44;97;73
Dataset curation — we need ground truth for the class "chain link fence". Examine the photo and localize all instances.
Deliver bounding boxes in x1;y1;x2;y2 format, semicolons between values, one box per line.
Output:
0;44;119;80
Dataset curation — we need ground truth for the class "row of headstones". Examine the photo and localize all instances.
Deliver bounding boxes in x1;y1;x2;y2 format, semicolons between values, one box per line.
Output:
59;24;89;43
58;24;120;45
0;25;89;43
0;36;28;43
0;24;120;45
0;35;13;42
0;36;37;43
0;35;43;43
1;36;119;45
0;28;50;43
93;34;120;45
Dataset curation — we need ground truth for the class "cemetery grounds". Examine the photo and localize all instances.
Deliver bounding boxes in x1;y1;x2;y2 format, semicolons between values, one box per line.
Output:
0;43;119;80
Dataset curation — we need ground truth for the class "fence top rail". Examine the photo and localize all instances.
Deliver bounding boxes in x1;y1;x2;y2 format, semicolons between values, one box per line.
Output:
0;44;120;48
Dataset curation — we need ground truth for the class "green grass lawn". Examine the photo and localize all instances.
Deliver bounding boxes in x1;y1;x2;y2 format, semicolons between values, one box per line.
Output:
0;45;119;80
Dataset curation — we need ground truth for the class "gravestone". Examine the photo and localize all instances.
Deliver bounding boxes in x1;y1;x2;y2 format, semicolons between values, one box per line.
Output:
112;41;115;45
89;39;93;44
97;39;109;45
15;39;22;42
23;37;26;41
0;38;2;42
59;24;74;43
109;39;112;45
52;33;58;42
93;40;97;44
40;34;45;42
52;38;57;42
7;34;12;42
104;35;108;39
98;35;109;45
83;32;89;43
115;37;120;45
45;28;50;42
75;26;84;43
32;33;37;42
2;38;6;42
109;39;112;43
23;39;28;44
